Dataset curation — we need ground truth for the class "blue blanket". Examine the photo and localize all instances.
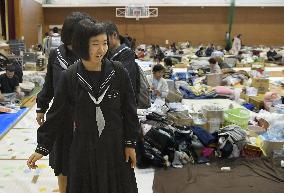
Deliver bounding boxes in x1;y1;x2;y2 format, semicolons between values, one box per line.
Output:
0;108;29;137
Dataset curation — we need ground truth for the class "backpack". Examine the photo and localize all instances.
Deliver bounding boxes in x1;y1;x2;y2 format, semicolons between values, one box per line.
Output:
111;47;151;109
135;64;151;109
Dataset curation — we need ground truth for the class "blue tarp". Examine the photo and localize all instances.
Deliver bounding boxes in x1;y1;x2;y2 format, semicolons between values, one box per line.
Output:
0;108;29;137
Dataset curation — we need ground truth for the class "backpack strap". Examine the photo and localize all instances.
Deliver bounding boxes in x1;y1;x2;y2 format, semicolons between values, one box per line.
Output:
111;61;126;100
66;61;79;105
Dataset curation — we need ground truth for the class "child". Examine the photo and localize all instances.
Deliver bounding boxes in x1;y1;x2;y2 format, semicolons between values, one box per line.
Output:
147;64;169;101
208;58;221;73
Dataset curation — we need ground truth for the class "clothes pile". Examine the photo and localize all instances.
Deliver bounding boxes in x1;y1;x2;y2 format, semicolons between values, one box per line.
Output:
221;69;250;86
189;60;210;71
137;104;249;169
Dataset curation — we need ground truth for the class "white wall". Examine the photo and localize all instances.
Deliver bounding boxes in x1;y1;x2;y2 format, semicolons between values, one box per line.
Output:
43;0;284;6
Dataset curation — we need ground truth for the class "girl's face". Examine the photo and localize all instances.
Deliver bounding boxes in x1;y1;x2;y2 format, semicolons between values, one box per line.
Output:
88;34;108;63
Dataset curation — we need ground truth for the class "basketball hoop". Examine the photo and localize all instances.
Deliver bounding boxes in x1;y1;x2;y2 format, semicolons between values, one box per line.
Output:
116;4;158;20
133;10;141;21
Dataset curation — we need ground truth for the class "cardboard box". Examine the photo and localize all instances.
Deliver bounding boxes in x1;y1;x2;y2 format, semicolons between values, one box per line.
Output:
24;62;36;71
236;62;244;67
206;73;222;87
204;106;224;123
252;78;269;94
251;63;265;71
240;93;265;110
244;63;252;67
174;63;188;68
240;92;250;102
249;94;265;111
262;140;284;157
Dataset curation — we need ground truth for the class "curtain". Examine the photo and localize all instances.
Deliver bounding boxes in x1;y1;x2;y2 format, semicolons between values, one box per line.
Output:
0;0;6;39
7;0;15;40
226;0;235;49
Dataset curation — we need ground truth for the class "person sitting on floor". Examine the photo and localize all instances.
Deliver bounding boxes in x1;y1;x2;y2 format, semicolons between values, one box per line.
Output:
150;44;156;58
215;57;230;69
267;47;282;62
163;57;173;79
208;58;221;73
0;65;24;101
205;44;215;57
154;45;165;63
195;47;205;57
171;43;177;54
147;64;169;101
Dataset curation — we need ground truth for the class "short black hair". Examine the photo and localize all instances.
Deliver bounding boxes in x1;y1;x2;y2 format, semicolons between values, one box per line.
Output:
61;12;93;46
105;21;119;36
53;27;59;33
44;32;49;36
6;65;15;72
153;64;165;73
164;57;173;66
208;58;217;64
72;19;107;60
237;34;242;38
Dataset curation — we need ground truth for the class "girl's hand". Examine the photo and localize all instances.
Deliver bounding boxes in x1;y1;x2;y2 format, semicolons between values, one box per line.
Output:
27;152;43;169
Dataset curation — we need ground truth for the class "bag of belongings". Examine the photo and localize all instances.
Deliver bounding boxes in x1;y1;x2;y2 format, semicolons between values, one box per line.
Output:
165;79;183;103
217;125;247;158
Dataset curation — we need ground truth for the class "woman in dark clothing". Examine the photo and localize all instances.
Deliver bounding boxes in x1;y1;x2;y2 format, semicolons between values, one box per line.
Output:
28;19;139;193
35;12;91;193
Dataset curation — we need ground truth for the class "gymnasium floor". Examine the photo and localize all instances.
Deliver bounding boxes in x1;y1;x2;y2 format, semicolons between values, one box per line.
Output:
0;105;154;193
